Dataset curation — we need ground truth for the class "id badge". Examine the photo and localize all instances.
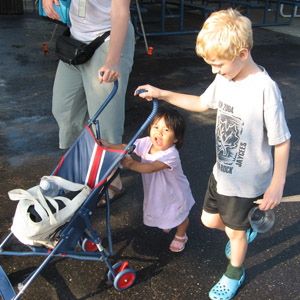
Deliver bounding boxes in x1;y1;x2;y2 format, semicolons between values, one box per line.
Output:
78;0;87;18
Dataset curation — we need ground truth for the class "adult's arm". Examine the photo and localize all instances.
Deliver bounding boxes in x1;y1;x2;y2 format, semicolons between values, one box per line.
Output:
98;0;131;83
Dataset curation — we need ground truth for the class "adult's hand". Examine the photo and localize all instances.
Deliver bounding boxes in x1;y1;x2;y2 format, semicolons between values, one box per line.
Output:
42;0;61;21
98;62;120;84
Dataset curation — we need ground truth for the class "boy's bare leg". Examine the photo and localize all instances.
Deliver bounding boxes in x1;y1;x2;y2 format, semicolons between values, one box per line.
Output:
201;211;248;266
201;210;225;231
225;227;248;267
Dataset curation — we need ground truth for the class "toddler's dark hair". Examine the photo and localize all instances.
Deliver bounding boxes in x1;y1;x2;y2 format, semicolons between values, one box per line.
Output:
148;107;186;149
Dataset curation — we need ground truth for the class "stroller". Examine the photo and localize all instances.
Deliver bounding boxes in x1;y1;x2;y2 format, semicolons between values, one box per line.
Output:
0;81;157;300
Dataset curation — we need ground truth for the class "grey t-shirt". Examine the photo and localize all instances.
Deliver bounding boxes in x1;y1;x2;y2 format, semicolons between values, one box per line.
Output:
201;67;291;198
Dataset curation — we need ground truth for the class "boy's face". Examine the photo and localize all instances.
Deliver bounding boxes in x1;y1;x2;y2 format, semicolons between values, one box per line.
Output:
204;50;247;81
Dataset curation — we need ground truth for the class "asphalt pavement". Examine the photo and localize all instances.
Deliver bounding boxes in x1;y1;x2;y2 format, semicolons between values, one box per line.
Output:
0;4;300;300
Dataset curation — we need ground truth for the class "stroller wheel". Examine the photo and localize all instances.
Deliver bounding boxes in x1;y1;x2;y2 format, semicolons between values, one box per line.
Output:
77;238;83;247
107;262;124;282
113;269;136;290
81;237;101;252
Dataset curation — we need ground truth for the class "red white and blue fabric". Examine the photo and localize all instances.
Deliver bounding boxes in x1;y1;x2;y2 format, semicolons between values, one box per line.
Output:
53;126;126;189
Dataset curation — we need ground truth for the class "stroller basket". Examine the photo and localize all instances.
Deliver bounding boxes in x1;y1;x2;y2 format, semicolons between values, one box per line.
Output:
0;81;158;300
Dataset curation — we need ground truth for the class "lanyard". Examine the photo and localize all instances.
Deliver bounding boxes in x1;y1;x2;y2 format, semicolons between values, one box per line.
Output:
78;0;87;18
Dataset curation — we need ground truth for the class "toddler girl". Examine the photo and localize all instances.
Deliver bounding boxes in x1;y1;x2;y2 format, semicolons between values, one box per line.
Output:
101;107;195;252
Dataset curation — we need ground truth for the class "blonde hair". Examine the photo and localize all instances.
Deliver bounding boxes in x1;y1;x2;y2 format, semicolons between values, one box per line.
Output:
196;8;253;61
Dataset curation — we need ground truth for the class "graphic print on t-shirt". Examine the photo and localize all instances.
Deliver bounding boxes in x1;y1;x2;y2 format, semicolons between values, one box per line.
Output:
216;101;246;174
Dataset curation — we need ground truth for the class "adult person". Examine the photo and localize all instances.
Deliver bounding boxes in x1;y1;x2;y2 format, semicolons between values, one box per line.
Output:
42;0;135;205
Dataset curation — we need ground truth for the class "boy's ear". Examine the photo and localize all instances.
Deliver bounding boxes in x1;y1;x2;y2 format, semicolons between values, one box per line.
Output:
239;48;249;61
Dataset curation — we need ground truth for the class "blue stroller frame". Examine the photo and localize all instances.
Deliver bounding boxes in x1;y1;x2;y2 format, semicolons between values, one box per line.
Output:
0;81;157;300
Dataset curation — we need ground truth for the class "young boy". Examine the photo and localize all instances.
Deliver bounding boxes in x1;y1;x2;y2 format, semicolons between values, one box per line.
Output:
134;8;291;300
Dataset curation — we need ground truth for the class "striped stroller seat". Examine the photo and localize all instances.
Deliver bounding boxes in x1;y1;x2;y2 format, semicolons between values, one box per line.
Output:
0;81;158;299
53;124;125;190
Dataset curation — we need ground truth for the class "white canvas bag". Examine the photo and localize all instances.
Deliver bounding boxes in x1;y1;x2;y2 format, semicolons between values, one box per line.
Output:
9;176;91;248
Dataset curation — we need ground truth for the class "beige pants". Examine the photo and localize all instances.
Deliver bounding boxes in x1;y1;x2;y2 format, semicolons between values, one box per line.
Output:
52;23;135;149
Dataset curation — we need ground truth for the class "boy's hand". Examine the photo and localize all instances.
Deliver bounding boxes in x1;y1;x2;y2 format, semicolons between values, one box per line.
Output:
259;184;283;211
134;84;161;101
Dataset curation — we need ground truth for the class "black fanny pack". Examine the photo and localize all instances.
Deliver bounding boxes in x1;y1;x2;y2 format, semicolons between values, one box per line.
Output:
56;28;110;65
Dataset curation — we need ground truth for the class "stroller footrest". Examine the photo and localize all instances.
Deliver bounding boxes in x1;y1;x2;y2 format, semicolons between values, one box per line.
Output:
0;266;16;300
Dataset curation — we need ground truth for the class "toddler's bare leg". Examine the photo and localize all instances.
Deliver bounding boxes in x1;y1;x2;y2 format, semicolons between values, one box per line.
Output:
175;217;189;237
169;217;189;252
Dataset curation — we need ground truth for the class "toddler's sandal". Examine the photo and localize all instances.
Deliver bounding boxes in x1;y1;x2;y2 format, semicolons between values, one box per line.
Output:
209;270;245;300
169;234;188;252
225;228;257;259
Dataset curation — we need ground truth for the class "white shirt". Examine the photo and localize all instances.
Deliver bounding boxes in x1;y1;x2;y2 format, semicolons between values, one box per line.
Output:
69;0;111;43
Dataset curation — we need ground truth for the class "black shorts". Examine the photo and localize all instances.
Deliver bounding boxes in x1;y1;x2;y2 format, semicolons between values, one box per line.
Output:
203;173;262;230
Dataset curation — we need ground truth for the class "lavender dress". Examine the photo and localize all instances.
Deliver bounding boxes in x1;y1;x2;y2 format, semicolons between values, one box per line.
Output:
134;137;195;229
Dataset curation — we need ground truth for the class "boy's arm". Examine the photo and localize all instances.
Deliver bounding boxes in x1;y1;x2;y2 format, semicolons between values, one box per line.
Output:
134;84;209;112
259;139;290;211
121;156;169;174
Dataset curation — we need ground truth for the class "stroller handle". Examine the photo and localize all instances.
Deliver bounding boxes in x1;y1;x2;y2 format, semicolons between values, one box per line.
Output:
88;79;119;126
124;89;158;152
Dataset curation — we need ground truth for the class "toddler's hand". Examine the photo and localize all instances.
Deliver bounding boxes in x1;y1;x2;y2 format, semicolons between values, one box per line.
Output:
98;139;110;148
121;155;134;168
